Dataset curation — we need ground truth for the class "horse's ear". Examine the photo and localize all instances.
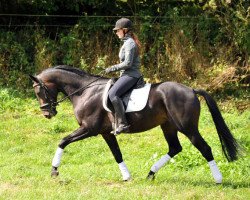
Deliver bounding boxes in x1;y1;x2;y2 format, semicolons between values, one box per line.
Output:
29;75;39;83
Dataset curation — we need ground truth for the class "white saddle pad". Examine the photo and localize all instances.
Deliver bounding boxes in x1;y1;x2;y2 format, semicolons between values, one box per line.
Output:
103;79;151;113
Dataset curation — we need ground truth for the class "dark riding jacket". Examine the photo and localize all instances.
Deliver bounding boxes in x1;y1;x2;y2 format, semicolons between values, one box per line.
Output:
109;34;141;78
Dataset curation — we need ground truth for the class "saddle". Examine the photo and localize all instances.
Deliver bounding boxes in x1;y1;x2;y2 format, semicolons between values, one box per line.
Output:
103;77;151;113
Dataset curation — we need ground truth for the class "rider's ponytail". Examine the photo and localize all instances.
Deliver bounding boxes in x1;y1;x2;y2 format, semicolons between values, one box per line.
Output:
130;32;141;55
123;28;141;55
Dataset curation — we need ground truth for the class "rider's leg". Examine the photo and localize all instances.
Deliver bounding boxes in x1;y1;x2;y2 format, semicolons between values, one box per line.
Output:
108;75;138;134
111;96;130;134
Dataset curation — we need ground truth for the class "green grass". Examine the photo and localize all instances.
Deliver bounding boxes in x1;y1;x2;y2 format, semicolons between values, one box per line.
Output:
0;88;249;199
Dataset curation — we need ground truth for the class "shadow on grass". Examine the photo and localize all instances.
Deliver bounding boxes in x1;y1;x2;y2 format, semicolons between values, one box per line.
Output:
152;176;250;189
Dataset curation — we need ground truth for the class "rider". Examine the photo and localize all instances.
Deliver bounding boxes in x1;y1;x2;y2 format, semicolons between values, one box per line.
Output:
105;18;142;135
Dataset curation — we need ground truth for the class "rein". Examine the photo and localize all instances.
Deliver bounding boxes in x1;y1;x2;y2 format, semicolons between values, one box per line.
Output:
34;74;105;109
54;76;104;106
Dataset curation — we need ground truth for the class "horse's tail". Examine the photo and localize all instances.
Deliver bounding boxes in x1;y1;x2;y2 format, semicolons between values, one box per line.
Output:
194;89;240;162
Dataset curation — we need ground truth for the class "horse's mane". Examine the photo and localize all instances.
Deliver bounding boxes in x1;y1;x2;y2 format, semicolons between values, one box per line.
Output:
53;65;91;77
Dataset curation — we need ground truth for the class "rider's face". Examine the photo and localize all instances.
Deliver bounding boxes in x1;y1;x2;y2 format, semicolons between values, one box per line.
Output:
115;29;124;39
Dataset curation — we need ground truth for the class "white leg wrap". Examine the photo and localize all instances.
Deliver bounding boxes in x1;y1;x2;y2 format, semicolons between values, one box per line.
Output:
208;160;223;184
150;154;171;173
118;161;131;181
52;147;64;168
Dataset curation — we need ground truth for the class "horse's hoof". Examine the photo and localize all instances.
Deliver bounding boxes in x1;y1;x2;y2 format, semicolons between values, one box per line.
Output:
147;171;155;180
147;174;155;180
51;167;59;177
123;176;131;182
51;170;59;177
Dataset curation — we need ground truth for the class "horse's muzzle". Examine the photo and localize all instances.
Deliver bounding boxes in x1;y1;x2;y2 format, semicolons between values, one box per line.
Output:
43;109;57;119
40;104;57;119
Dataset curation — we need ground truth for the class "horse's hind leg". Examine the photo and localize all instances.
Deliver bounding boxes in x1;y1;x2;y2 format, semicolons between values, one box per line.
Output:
184;127;222;183
147;122;182;179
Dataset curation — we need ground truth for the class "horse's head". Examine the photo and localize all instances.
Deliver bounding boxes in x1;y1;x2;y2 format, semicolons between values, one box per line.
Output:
30;75;58;119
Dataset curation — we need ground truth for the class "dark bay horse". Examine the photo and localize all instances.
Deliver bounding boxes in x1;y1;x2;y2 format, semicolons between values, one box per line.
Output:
30;65;240;183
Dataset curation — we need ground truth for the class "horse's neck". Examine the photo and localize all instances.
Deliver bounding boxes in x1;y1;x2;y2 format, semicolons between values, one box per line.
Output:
44;71;85;96
57;74;89;96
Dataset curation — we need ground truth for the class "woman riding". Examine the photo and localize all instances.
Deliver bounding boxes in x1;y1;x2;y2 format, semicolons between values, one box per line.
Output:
105;18;142;135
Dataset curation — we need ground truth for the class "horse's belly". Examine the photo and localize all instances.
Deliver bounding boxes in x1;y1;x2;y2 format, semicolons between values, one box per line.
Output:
128;109;167;133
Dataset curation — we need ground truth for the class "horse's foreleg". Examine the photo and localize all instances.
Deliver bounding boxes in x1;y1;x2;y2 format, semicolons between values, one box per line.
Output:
147;123;181;180
102;134;131;181
51;147;64;176
51;126;91;177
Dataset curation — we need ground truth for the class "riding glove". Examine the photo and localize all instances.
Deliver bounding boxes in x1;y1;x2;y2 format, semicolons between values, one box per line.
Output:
105;66;115;74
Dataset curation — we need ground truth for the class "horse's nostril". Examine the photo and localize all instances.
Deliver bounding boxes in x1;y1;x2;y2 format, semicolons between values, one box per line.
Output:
45;114;52;119
43;110;51;118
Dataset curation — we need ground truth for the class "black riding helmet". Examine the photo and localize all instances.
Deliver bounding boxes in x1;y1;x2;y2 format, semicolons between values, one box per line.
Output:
113;18;133;30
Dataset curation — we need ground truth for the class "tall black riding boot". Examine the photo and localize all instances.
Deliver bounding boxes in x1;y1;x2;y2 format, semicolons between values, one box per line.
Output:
111;97;130;135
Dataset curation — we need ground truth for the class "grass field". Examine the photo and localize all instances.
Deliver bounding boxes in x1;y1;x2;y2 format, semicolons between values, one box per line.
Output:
0;88;249;200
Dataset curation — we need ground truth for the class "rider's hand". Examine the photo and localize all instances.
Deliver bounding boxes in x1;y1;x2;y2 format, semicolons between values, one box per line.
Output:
105;67;113;74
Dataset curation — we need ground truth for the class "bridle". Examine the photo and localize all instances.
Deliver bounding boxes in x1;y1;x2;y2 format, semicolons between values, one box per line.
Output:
33;76;104;111
33;79;58;111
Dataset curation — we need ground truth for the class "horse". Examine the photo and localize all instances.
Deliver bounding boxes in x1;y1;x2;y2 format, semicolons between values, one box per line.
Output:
29;65;240;184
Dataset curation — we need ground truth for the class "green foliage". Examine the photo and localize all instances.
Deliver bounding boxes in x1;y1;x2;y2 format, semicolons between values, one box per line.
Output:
203;0;250;63
0;0;249;90
0;31;30;88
